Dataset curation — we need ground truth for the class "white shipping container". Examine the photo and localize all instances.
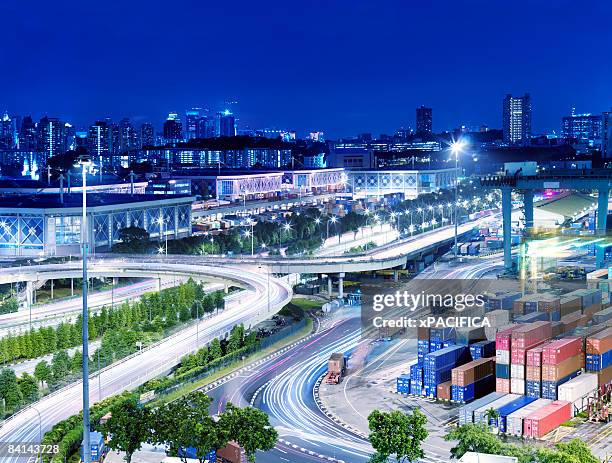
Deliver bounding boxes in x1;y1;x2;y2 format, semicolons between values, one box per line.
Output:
474;394;519;424
505;399;551;436
510;364;525;380
558;373;598;416
510;378;525;395
496;349;510;364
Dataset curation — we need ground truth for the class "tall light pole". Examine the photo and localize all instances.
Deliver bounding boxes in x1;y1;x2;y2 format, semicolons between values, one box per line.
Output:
451;140;466;257
79;154;92;463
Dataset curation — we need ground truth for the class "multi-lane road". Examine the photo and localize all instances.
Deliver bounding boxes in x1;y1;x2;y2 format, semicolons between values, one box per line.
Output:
0;263;292;461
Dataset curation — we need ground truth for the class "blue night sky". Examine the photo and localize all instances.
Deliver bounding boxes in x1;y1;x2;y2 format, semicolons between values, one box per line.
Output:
1;0;612;138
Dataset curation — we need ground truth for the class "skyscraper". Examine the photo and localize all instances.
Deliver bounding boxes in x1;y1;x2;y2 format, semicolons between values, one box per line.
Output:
118;118;138;153
163;112;183;143
38;117;65;159
196;116;215;139
561;110;602;146
88;121;111;169
416;106;432;135
185;109;202;140
140;122;155;148
216;110;236;137
0;112;15;149
503;93;532;145
602;110;612;159
19;115;37;150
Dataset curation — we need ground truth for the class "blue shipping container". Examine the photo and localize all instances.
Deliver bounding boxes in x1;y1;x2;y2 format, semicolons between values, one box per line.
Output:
410;364;424;382
451;374;495;403
425;345;470;370
496;396;537;433
496;363;510;379
514;312;548;323
429;340;443;352
470;340;495;359
430;328;456;342
410;380;423;396
526;380;541;398
586;350;612;372
542;370;582;400
180;448;217;462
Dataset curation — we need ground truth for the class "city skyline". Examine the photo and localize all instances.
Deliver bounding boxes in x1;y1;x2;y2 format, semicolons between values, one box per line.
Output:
2;1;612;137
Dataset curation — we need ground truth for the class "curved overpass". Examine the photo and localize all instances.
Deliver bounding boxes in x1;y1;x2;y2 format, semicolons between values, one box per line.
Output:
0;262;292;452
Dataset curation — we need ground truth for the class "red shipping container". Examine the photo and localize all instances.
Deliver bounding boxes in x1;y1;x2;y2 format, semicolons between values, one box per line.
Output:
511;321;552;349
496;325;523;350
512;339;548;365
437;381;452;400
523;401;571;438
599;364;612;386
496;377;510;393
543;338;582;365
526;341;550;367
586;327;612;354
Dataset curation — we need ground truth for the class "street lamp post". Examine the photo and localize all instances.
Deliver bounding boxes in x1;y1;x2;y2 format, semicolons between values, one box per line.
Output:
451;140;466;257
79;154;92;463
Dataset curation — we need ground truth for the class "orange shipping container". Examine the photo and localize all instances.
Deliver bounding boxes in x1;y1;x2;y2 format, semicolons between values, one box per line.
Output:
496;377;510;393
542;355;582;382
452;358;495;386
437;381;452;400
586;327;612;355
526;365;542;381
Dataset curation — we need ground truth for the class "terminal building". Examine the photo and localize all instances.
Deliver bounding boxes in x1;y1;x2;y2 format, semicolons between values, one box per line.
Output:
0;193;193;257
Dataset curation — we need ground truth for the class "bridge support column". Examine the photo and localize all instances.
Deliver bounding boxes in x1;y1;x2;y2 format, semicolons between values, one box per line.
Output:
71;278;74;296
596;188;609;268
393;270;399;282
338;273;345;299
25;281;33;310
502;187;513;273
328;276;333;297
523;189;534;232
156;278;161;292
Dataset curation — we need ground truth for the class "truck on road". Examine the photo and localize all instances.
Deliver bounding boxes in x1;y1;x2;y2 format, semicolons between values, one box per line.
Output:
325;352;348;384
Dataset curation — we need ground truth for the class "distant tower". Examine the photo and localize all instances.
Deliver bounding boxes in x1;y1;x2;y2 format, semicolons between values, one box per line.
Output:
416;106;432;136
216;110;236;137
503;93;532;145
163;112;183;143
140;122;155;148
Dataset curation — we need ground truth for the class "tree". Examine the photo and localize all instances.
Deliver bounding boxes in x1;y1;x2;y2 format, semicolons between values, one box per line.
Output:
102;396;152;463
0;368;23;411
367;408;428;463
444;424;502;459
208;339;223;360
116;227;150;253
18;373;39;403
537;439;599;463
219;402;277;463
34;361;51;387
51;350;71;381
227;325;244;353
179;305;191;323
483;407;500;429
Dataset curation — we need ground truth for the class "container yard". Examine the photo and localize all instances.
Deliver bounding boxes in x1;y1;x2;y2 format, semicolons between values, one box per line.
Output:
394;286;612;441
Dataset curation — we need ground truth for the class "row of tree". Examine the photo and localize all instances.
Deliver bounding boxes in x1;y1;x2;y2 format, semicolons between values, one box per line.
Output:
0;293;18;315
0;279;223;364
102;392;277;463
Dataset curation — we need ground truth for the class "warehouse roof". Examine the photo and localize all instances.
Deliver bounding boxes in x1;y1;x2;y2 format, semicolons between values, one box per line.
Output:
536;192;596;220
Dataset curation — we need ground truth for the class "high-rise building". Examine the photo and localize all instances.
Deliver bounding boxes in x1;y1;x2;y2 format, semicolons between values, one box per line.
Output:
561;110;602;146
38;117;65;159
185;109;203;140
602;110;612;159
196;116;215;139
88;121;112;172
163;112;183;143
140;122;155;148
118;118;138;153
216;110;235;137
416;106;432;135
503;93;532;144
19;115;37;150
0;112;16;149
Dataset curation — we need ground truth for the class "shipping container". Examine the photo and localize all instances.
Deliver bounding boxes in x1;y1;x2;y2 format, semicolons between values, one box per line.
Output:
474;394;521;424
506;399;552;437
496;349;510;364
593;306;612;324
586;350;612;372
526;380;541;398
452;358;495;386
496;396;538;433
597;364;612;386
458;392;505;426
496;363;510;379
451;375;495;403
542;338;582;365
515;312;549;323
496;377;510;393
496;325;523;350
424;345;470;370
510;363;525;380
526;365;541;381
437;381;452;400
396;374;411;394
430;327;456;342
523;401;571;438
470;340;495;359
410;379;423;396
410;364;424;382
489;291;522;311
511;321;552;350
542;370;583;400
542;355;583;382
586;327;612;354
456;327;486;345
558;373;598;416
510;378;525;394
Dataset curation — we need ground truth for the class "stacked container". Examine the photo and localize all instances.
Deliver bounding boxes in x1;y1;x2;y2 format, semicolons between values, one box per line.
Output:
525;342;552;398
557;373;598;416
488;291;522;311
423;345;469;398
505;398;551;437
586;327;612;375
510;322;552;395
523;401;571;438
473;394;520;425
541;338;583;400
396;374;410;394
451;358;495;403
437;381;452;401
496;325;522;393
593;306;612;324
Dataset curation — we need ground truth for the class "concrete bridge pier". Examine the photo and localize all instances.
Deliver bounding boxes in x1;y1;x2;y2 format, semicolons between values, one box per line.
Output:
502;186;513;273
338;273;345;299
596;188;609;268
327;275;333;297
523;189;534;231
